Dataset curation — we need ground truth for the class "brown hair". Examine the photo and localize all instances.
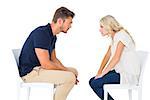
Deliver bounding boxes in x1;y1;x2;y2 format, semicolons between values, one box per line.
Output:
52;7;75;23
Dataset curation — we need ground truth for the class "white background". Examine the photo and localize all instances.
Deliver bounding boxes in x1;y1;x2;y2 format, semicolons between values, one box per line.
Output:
0;0;150;100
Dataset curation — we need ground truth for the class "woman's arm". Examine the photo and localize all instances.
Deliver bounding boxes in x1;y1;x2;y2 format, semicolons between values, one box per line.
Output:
100;41;125;77
95;46;111;79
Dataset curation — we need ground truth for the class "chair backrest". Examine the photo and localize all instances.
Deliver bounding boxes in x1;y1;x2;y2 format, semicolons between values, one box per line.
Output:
12;49;21;67
12;49;23;82
137;51;149;86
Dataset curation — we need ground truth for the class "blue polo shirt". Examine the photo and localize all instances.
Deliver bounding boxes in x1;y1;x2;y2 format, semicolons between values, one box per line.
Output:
19;23;57;77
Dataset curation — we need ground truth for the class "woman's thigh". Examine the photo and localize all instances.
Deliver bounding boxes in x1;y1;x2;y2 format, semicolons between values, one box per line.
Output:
90;70;120;88
101;70;120;84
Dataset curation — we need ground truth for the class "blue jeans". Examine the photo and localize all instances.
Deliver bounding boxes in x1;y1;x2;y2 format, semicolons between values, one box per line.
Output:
89;70;120;100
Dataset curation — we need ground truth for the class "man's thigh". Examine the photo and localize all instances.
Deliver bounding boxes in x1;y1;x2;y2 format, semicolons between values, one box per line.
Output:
23;68;76;84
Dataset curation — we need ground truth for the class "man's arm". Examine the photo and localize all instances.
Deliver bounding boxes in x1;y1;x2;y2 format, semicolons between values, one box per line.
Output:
35;48;67;71
51;49;79;80
51;49;65;67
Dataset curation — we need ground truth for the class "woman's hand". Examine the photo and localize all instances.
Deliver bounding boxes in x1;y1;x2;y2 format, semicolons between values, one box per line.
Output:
94;74;103;79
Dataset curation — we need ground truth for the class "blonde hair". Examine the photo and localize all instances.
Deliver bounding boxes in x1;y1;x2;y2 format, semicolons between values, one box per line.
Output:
100;15;135;44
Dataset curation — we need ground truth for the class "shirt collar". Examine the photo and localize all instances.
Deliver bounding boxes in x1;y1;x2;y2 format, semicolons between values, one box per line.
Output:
47;23;55;37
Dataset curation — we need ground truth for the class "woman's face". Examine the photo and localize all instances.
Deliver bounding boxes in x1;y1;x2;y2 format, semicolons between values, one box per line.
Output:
99;24;108;36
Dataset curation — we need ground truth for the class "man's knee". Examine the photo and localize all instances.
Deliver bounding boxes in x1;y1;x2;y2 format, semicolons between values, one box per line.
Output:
65;72;76;83
68;67;78;77
73;68;78;76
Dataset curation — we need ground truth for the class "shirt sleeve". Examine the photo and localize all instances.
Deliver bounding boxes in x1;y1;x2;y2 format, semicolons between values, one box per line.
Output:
33;30;50;50
53;37;57;49
114;32;131;47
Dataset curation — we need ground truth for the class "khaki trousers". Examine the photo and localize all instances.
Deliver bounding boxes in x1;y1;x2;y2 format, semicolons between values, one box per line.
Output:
22;67;78;100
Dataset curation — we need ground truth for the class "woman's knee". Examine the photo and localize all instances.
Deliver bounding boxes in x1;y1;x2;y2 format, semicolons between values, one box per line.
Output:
89;77;104;89
89;77;95;87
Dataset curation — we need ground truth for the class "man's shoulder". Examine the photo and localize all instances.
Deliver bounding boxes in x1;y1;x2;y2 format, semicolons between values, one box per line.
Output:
31;24;49;36
34;24;48;32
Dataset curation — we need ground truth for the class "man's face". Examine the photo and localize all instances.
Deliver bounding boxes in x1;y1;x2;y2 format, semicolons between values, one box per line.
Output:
61;17;73;33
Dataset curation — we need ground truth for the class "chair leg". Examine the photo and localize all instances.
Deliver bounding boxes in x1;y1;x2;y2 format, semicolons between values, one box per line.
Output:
17;86;20;100
138;89;142;100
104;89;108;100
128;89;132;100
53;86;55;99
26;87;31;100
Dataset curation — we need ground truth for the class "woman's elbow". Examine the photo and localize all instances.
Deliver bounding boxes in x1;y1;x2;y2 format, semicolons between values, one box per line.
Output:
114;57;120;63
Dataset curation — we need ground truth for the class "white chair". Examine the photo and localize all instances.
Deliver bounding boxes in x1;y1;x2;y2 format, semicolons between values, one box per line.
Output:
104;51;149;100
12;49;54;100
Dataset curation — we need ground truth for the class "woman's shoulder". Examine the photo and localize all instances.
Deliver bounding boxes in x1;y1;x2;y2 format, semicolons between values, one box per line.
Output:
114;30;131;41
115;30;129;37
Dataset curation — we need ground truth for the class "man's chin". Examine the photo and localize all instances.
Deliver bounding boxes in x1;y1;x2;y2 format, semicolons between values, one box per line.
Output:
62;31;68;34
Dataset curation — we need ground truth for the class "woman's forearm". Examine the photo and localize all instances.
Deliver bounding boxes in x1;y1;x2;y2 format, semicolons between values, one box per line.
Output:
101;57;119;76
97;46;111;75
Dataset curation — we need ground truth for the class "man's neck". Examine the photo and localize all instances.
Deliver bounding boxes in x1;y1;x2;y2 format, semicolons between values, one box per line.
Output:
50;22;60;35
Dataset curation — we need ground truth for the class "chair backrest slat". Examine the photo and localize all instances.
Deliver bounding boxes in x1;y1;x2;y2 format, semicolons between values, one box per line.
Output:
137;51;149;86
12;49;21;66
12;49;23;82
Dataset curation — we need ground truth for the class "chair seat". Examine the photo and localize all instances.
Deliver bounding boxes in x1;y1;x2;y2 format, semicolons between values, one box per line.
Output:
104;51;149;100
104;84;139;90
21;82;54;88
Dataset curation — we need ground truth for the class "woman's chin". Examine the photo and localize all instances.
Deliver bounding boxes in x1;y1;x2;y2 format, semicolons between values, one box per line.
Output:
101;33;106;37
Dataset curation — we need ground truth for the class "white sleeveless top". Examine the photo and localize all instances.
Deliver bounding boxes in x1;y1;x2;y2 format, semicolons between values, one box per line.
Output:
110;30;140;85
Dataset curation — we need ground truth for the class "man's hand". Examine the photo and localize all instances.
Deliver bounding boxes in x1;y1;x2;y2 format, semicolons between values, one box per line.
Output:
64;67;79;85
75;78;79;85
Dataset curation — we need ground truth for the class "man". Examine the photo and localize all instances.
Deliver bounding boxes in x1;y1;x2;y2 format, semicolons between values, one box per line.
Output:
19;7;78;100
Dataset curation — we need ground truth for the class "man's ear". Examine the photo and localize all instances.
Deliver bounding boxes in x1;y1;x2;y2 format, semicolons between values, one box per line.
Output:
57;18;63;25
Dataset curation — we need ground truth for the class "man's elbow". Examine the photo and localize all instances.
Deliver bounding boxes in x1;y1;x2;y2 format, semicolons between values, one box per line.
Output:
40;63;48;69
40;61;56;70
40;60;50;69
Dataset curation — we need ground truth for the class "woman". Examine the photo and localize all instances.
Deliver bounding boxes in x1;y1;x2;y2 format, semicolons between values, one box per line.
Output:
89;15;140;100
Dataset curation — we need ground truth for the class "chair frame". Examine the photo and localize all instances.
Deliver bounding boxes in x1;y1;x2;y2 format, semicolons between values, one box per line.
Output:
104;51;149;100
12;49;54;100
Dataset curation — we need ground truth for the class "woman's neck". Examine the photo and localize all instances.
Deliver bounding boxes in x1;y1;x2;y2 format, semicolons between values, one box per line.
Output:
111;31;116;39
